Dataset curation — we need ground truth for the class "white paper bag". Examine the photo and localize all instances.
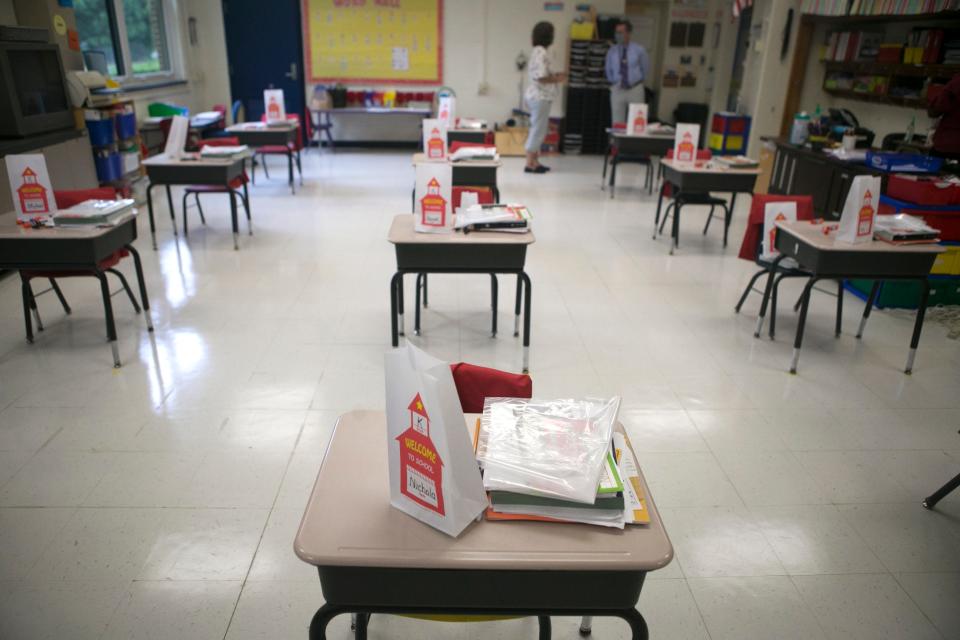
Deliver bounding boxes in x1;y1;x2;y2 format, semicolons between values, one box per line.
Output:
264;89;286;123
385;343;487;538
437;95;456;128
674;123;700;164
163;115;189;159
762;201;797;260
837;175;880;244
5;154;58;226
422;118;447;161
458;190;479;213
414;162;453;233
626;103;648;135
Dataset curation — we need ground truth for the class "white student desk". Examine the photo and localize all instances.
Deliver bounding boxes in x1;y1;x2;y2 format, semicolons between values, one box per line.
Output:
410;153;503;206
295;410;672;640
602;128;675;197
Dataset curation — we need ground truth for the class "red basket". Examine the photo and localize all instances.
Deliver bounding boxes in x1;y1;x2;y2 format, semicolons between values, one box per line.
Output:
880;201;960;241
887;175;960;205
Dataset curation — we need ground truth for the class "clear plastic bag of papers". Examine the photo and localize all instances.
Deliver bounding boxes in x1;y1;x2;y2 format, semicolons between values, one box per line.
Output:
476;396;621;504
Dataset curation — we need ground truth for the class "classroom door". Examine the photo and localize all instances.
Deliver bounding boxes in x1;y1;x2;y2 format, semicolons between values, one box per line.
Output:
222;0;304;121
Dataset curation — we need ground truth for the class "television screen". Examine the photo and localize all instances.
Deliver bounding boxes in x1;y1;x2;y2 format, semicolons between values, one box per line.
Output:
9;49;68;117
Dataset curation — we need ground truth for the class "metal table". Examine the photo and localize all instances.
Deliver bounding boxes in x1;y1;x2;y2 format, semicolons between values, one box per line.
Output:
142;155;250;250
225;123;299;193
0;214;152;367
755;220;944;374
295;411;673;640
388;215;533;372
602;129;675;197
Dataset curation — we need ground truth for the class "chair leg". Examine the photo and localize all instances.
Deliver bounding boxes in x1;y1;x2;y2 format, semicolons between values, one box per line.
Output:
670;202;681;254
25;280;43;332
538;615;552;640
703;205;714;235
49;278;71;314
658;202;674;236
923;471;960;509
490;274;498;338
195;192;206;224
422;274;429;308
94;269;121;368
793;290;805;313
770;273;791;340
609;158;618;199
514;275;523;337
414;273;422;336
857;281;881;339
262;154;271;179
579;616;593;636
835;280;844;337
722;204;732;247
106;268;141;313
735;269;767;313
296;149;303;185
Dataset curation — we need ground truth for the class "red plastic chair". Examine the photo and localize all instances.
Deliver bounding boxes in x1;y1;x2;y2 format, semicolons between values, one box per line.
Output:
19;188;146;346
181;136;252;237
732;194;842;339
449;362;532;413
253;113;303;192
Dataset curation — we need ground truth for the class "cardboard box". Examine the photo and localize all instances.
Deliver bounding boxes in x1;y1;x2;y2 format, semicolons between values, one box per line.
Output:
495;127;528;157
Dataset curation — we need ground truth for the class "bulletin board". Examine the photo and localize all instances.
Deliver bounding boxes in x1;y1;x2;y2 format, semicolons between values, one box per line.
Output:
302;0;443;84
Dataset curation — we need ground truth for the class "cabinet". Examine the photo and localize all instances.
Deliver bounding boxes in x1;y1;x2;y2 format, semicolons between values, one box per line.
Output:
767;139;884;219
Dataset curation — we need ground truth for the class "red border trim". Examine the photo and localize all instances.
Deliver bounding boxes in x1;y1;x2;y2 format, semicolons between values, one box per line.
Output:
301;0;443;85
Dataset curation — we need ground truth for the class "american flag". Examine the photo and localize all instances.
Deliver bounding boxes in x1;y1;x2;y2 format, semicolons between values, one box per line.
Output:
733;0;753;17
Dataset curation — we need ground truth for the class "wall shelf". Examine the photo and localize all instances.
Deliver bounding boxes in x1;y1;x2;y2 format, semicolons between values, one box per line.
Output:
823;60;960;77
823;87;926;108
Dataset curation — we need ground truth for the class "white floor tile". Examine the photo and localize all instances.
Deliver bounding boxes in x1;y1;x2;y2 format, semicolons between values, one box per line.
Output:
0;507;74;580
793;573;941;640
102;580;242;640
895;572;960;639
688;576;827;640
0;580;126;640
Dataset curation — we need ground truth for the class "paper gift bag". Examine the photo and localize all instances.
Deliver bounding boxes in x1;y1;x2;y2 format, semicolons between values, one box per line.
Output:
5;154;58;226
626;103;648;135
438;95;456;128
422;118;447;161
263;89;286;123
385;344;487;538
163;115;189;159
674;123;700;164
414;162;453;233
837;175;880;244
762;201;797;260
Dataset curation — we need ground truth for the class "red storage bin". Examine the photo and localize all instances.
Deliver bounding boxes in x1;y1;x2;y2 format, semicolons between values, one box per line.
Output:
887;174;960;205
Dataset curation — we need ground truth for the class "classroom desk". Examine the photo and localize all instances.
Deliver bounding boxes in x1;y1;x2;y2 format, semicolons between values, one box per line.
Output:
140;113;226;155
410;153;502;208
295;410;672;640
310;106;433;148
755;220;944;374
225;122;299;193
656;159;760;255
388;215;534;372
142;154;251;250
0;213;152;367
602;129;674;198
447;128;488;145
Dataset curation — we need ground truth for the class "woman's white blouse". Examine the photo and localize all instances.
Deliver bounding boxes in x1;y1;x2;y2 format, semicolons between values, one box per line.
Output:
525;45;558;103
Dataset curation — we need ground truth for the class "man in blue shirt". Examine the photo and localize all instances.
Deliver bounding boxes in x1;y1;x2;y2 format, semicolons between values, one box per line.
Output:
605;19;651;125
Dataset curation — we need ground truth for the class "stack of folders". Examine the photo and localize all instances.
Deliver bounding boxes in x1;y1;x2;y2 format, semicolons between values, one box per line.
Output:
455;204;531;234
476;397;650;529
199;144;250;159
52;199;136;227
873;214;941;245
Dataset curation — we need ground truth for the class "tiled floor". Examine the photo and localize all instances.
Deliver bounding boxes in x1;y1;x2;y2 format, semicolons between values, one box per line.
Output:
0;150;958;639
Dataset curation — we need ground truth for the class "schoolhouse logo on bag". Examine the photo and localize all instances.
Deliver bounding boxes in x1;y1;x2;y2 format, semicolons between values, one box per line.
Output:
396;392;445;515
858;189;875;238
419;177;448;227
427;127;445;159
17;167;50;214
267;95;282;121
677;132;695;162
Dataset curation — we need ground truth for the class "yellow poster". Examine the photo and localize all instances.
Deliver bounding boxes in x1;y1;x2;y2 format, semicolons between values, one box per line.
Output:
302;0;442;84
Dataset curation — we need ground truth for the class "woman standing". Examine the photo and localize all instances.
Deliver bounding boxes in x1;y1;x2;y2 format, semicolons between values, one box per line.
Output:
524;21;565;174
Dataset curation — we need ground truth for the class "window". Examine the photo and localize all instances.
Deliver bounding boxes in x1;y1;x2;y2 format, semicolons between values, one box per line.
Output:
75;0;179;82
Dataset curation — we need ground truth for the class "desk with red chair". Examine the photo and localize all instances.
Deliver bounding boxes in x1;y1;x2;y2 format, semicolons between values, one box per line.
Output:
0;211;152;368
655;158;760;255
226;120;301;194
142;153;251;250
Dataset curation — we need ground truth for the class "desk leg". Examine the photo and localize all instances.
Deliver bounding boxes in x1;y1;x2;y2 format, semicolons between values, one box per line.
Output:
856;281;881;339
521;271;532;373
609;158;617;200
514;275;522;337
146;183;158;249
790;278;819;374
20;277;34;343
309;603;345;640
126;245;153;332
243;178;253;235
288;149;295;195
669;203;680;255
414;273;422;336
229;189;239;250
390;272;401;347
490;274;498;338
755;255;786;338
165;185;177;237
398;275;405;337
95;269;121;368
601;150;609;190
905;278;931;374
653;182;666;240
